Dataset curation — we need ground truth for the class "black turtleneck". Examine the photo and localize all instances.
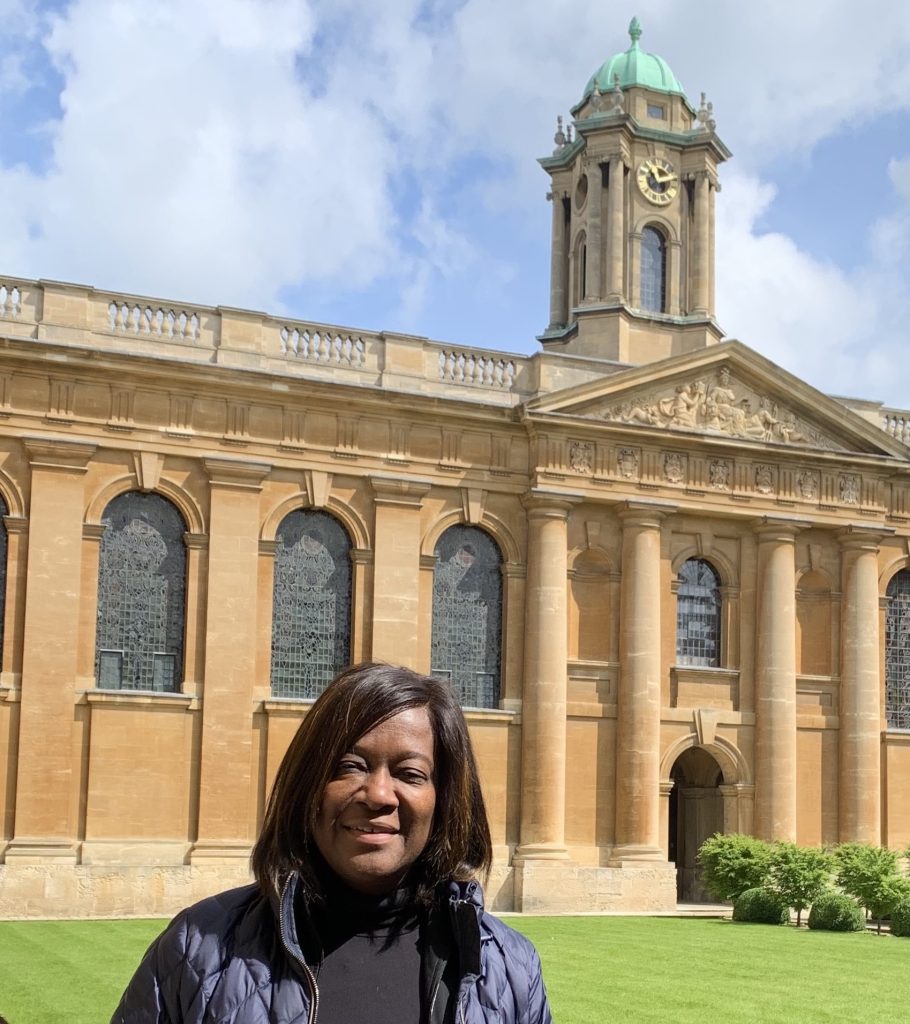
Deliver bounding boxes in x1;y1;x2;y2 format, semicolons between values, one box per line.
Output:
297;873;425;1024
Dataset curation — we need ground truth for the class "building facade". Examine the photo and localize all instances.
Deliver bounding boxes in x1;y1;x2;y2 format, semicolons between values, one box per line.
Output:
1;21;910;917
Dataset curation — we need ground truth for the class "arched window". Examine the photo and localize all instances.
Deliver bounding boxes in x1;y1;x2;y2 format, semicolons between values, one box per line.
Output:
640;226;667;313
676;558;721;667
431;525;502;708
96;492;187;691
574;231;587;305
885;570;910;728
270;509;351;699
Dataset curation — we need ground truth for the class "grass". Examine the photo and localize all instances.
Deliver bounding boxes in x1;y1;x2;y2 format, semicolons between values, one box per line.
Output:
0;915;907;1023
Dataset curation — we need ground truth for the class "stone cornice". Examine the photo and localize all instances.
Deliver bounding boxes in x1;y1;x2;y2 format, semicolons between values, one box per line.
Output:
22;436;96;471
203;457;271;489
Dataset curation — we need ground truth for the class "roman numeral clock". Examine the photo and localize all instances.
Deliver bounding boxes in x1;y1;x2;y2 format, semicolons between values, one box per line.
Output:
637;157;679;205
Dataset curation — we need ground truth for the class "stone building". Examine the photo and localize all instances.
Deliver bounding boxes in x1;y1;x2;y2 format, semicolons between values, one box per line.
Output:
1;20;909;917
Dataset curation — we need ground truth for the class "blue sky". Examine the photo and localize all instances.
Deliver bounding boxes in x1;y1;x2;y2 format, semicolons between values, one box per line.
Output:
0;0;909;406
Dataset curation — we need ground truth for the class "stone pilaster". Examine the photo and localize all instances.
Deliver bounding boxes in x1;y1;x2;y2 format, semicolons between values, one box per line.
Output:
837;526;884;843
8;438;95;859
584;161;602;302
547;190;569;330
369;478;431;669
753;519;804;842
691;172;711;315
612;501;674;862
606;156;625;302
515;493;577;860
192;457;270;861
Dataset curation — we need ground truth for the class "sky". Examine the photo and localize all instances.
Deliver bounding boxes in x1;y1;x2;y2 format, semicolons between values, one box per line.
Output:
0;0;909;407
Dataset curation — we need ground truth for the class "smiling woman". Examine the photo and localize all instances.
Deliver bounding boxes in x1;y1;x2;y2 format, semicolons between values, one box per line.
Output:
111;663;552;1024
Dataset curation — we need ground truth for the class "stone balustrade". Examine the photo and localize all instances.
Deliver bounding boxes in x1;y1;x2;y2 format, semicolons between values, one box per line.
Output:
0;275;542;405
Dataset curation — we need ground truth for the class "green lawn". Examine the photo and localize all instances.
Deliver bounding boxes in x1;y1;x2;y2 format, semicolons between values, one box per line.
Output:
0;915;907;1023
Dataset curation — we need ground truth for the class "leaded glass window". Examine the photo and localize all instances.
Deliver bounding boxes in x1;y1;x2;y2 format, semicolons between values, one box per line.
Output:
886;570;910;729
641;226;667;313
431;526;502;708
270;510;351;699
676;558;721;667
95;492;187;691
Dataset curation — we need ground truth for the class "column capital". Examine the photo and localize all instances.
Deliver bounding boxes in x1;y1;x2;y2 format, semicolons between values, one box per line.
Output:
616;500;677;529
752;516;810;543
23;436;96;471
521;491;582;519
203;457;270;490
837;523;892;551
370;476;432;508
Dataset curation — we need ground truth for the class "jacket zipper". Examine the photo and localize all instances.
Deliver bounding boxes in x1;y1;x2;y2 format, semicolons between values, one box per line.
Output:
279;876;320;1024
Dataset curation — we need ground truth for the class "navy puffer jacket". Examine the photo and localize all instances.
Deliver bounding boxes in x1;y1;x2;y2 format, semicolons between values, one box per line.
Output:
111;876;553;1024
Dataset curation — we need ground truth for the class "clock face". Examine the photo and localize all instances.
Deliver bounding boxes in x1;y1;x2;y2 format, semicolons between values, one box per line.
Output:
637;157;679;206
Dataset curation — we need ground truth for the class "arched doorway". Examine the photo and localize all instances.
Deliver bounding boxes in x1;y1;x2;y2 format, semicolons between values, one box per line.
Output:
668;747;724;902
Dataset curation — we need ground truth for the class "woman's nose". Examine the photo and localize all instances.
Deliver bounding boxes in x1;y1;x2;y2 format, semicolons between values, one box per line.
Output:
360;768;397;808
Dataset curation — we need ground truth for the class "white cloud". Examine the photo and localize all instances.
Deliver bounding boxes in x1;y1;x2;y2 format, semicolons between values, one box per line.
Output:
0;0;906;405
717;168;910;406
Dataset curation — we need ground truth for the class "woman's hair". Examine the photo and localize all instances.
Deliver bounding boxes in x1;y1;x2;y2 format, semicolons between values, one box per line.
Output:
252;662;493;904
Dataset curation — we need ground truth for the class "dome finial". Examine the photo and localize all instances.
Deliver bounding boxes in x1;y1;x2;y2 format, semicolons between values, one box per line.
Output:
628;16;642;47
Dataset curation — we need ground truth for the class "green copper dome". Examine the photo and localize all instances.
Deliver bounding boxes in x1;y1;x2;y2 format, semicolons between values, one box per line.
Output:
582;17;685;101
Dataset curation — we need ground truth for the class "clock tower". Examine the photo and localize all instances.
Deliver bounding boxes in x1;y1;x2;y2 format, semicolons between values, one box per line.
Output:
539;17;731;363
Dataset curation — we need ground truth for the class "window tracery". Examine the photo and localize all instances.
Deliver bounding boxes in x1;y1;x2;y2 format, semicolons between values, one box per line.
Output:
676;558;721;667
431;525;502;708
270;509;352;699
886;570;910;729
95;492;187;691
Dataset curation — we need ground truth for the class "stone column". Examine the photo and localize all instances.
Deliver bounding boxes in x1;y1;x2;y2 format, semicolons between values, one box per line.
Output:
691;172;711;315
584;162;602;302
708;181;717;315
837;527;883;843
612;502;674;862
606;156;625;302
192;457;270;861
8;438;95;859
547;190;569;330
369;478;431;669
629;232;642;310
753;520;802;842
515;494;576;859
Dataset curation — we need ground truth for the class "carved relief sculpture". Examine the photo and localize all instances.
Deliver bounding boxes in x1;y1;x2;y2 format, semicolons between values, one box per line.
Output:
839;474;860;505
754;464;774;495
708;459;730;489
599;366;840;450
617;447;640;479
796;470;818;501
663;452;685;483
569;440;594;475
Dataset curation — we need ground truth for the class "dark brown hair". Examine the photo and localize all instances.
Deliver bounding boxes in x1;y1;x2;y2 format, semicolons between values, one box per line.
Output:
252;662;493;904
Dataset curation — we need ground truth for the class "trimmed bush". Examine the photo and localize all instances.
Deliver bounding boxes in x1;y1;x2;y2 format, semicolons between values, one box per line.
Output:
807;890;865;932
890;899;910;938
697;833;773;902
767;842;834;926
732;886;790;925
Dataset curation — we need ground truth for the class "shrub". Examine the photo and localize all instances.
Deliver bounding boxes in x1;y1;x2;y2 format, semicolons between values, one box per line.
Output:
836;844;910;933
807;889;865;932
767;842;834;926
732;886;790;925
697;833;773;902
891;899;910;938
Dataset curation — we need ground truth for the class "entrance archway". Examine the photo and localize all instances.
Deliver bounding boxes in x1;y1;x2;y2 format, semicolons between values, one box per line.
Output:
668;747;724;902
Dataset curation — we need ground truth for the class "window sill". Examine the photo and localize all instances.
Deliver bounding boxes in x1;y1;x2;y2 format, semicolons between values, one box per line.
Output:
77;689;200;710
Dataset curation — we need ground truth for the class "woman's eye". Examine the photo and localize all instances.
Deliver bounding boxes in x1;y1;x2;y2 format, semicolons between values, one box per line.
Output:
336;760;365;776
398;769;428;785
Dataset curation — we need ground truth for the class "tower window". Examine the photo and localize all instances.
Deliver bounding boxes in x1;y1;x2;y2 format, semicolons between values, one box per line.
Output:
641;226;667;313
647;103;665;119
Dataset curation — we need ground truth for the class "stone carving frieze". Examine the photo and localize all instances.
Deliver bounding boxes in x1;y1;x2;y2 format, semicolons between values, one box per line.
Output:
592;367;843;451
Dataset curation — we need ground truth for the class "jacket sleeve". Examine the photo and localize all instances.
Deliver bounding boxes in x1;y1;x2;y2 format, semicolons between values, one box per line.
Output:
110;913;197;1024
525;947;553;1024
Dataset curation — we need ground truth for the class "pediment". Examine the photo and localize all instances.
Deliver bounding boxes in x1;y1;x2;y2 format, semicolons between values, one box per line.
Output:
526;342;907;459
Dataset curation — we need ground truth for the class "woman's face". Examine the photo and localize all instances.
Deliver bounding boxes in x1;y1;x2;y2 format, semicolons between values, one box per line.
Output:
313;706;437;895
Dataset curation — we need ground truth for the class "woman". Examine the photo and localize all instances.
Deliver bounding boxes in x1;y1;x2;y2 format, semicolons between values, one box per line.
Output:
112;663;553;1023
